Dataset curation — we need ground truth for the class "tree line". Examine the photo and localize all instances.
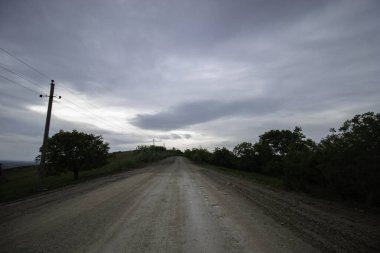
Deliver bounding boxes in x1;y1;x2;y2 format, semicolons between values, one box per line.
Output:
184;112;380;207
37;130;182;180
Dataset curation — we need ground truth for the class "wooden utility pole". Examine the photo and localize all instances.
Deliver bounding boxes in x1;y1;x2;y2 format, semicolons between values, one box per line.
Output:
39;80;60;178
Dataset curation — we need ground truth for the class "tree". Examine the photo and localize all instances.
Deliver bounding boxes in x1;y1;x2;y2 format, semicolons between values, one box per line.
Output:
135;145;169;162
183;148;212;163
255;127;315;175
43;130;109;179
212;147;235;168
283;135;318;191
233;142;255;158
233;142;257;171
317;112;380;205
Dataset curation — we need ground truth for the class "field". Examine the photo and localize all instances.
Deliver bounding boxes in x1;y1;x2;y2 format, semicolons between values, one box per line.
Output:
0;150;171;203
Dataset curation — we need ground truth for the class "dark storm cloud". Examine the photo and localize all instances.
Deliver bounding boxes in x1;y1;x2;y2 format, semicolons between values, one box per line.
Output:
132;98;282;130
0;0;332;100
1;0;380;159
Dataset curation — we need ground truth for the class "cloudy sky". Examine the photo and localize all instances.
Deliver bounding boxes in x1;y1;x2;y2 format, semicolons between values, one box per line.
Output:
1;0;379;160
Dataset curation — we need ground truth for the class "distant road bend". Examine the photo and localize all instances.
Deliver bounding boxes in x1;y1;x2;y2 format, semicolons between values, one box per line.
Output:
1;157;379;253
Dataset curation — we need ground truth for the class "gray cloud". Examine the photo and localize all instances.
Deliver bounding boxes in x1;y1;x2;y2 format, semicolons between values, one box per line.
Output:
155;133;193;140
1;0;380;159
132;98;283;130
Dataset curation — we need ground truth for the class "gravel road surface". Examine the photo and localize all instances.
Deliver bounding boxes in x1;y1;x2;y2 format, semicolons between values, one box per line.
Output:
1;157;378;252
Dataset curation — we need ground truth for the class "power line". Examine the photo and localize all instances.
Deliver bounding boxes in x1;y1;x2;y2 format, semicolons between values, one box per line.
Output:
55;84;110;115
0;46;113;121
61;98;115;127
0;63;48;93
0;47;126;133
0;73;41;95
56;86;130;132
0;73;122;136
0;69;123;132
0;47;51;80
53;85;126;132
56;99;125;132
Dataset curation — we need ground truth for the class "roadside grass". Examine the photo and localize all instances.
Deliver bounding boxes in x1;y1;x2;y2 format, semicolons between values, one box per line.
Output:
0;166;40;203
199;163;285;190
0;151;171;203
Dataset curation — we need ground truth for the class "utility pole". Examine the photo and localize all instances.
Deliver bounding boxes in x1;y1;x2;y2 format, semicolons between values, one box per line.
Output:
39;80;60;180
153;138;155;146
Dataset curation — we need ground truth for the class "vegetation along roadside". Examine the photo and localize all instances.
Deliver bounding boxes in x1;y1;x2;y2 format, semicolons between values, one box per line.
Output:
0;143;181;203
184;112;380;209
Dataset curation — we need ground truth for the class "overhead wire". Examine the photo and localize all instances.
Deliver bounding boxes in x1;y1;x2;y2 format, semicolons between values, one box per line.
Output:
0;47;51;81
0;71;120;136
0;47;104;110
55;84;106;111
49;79;127;133
0;47;126;132
0;63;48;93
60;95;118;127
0;73;41;96
57;97;125;132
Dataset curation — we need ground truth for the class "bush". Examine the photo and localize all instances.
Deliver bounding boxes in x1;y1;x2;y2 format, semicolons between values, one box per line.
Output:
212;147;236;168
184;112;380;206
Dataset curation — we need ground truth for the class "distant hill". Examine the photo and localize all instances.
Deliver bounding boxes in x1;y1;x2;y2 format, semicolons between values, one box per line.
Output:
0;160;35;169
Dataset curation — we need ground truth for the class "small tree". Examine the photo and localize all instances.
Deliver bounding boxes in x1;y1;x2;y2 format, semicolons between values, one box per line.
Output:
255;127;315;175
43;130;109;179
233;142;255;158
135;145;168;162
212;147;235;168
233;142;257;171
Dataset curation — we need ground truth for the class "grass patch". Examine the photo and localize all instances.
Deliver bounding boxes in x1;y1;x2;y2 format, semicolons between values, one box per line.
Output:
0;166;40;203
200;163;285;190
0;150;173;203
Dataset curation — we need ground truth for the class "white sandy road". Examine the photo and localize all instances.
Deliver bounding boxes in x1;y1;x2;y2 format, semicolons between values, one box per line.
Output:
0;157;351;252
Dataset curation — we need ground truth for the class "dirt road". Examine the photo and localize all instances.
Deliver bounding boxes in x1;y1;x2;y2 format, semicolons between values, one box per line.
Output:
1;157;378;252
